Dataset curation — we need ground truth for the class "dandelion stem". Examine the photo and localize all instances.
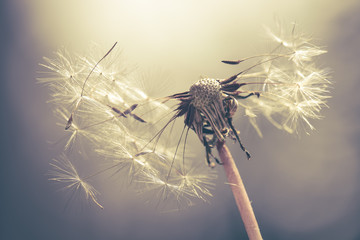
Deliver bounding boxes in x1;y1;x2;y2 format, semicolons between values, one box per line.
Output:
216;140;262;240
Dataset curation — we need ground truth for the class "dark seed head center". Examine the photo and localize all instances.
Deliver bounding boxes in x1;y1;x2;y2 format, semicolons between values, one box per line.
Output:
189;78;222;109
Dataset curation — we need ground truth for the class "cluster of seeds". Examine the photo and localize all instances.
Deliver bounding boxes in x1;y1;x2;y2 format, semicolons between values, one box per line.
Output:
189;78;222;109
39;22;331;210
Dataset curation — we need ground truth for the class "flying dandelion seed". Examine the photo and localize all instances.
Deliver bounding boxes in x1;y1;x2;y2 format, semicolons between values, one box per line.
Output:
39;22;330;212
49;154;103;209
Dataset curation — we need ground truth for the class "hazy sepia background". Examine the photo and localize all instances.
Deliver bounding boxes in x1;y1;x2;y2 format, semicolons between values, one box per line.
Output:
1;0;359;239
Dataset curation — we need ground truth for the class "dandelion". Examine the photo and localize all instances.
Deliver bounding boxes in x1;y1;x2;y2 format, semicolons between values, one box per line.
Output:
40;22;330;239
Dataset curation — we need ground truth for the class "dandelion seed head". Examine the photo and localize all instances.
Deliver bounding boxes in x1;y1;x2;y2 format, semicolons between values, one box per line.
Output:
189;78;222;109
41;20;331;210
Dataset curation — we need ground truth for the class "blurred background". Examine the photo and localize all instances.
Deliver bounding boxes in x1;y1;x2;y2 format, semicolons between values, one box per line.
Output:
1;0;359;239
